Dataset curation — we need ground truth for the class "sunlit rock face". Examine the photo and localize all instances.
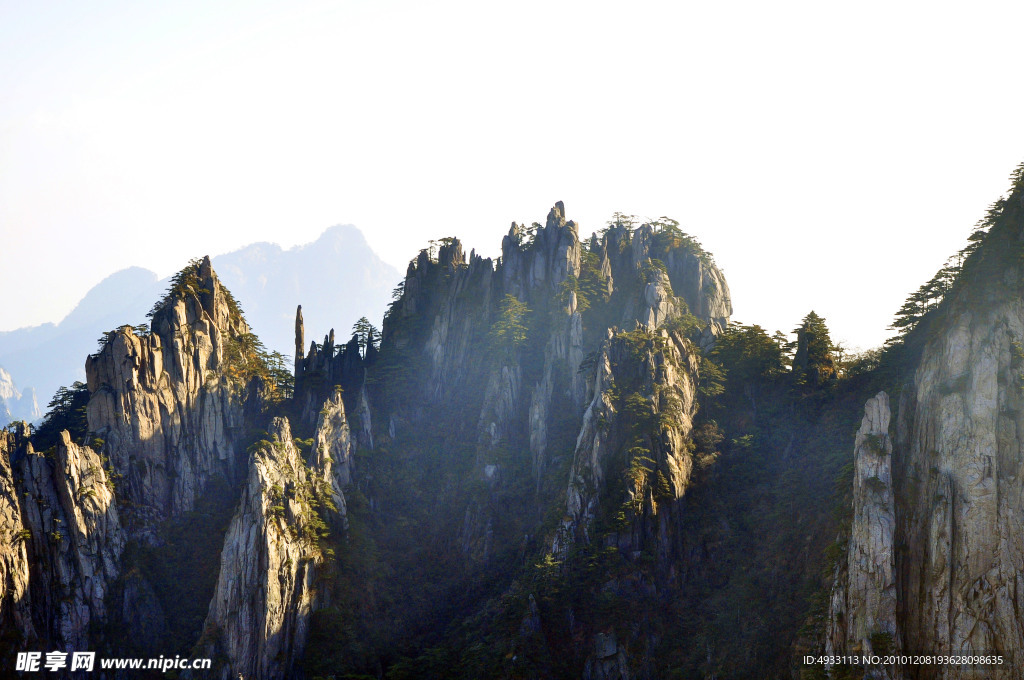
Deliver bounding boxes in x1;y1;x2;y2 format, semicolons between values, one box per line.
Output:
826;391;899;680
0;426;124;653
827;247;1024;678
85;256;259;535
203;416;347;680
895;282;1024;679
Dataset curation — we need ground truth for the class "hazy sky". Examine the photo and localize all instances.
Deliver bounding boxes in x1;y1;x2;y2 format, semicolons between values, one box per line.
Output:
3;1;1024;350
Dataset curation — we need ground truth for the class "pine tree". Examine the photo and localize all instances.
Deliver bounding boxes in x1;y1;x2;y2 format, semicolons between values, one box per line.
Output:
351;317;380;356
791;311;837;390
488;294;530;359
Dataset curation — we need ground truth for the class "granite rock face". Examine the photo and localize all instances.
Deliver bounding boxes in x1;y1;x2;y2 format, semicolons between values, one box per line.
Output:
85;256;257;535
826;392;899;679
826;231;1024;678
374;204;729;484
204;416;346;680
557;327;700;555
312;390;352;527
3;206;739;678
893;283;1024;679
546;325;700;678
1;256;362;678
0;424;37;646
0;426;123;653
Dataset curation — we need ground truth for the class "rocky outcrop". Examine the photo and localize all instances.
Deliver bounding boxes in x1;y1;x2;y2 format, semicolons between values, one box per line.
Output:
556;326;699;556
500;202;583;300
825;194;1024;678
624;265;682;330
893;282;1024;678
294;308;374;426
204;416;345;680
294;305;305;376
313;390;352;527
661;242;731;326
826;392;899;679
2;203;738;678
85;256;257;534
0;424;36;647
376;204;728;486
600;221;732;328
1;427;123;652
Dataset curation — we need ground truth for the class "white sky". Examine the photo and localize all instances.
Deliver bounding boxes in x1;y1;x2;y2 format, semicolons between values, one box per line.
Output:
3;0;1024;350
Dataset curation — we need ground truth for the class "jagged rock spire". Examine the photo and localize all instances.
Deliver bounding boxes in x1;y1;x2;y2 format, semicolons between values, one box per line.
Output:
546;200;566;229
295;305;305;377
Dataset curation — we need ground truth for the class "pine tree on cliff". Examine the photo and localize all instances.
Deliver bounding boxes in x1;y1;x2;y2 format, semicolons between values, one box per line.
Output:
33;381;89;450
489;294;529;359
351;316;379;357
791;311;837;390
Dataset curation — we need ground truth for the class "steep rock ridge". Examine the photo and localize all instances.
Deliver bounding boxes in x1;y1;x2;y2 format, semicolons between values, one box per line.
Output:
1;426;123;653
823;183;1024;680
0;424;37;649
527;289;585;479
598;221;732;329
84;256;257;533
370;203;730;478
405;238;499;402
204;416;345;680
893;280;1024;678
501;206;584;476
501;202;583;300
294;310;373;426
557;327;700;554
545;326;699;678
826;392;899;679
312;390;352;527
625;264;682;330
660;239;730;326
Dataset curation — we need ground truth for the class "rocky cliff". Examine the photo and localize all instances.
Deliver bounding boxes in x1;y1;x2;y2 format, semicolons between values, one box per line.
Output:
0;255;358;677
0;424;123;656
85;256;259;535
826;392;899;679
289;203;735;678
366;203;729;478
895;272;1024;679
557;326;700;557
824;174;1024;680
204;416;345;680
4;199;901;680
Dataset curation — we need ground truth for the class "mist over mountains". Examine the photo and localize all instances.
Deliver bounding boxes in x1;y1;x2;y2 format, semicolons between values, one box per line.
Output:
0;225;400;425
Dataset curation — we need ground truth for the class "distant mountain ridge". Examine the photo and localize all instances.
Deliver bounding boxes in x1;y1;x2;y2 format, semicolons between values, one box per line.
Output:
0;225;400;425
0;367;39;423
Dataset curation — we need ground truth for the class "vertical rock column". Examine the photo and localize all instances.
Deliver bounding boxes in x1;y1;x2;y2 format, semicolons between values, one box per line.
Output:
294;305;305;382
0;425;37;646
827;391;900;679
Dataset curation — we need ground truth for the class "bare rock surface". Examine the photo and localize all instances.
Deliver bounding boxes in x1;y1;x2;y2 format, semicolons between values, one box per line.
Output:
204;416;346;680
1;426;123;652
85;256;254;534
827;392;899;679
